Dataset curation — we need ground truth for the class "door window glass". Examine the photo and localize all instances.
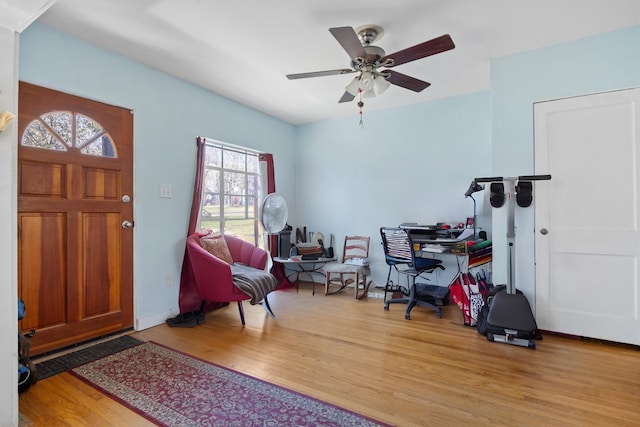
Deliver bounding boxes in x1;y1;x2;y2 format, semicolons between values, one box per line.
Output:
22;111;117;158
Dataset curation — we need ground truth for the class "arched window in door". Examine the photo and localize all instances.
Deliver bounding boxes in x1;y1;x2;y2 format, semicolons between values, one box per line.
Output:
21;111;117;158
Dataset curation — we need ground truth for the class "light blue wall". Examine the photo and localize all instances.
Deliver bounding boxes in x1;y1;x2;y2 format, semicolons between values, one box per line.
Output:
491;25;640;302
19;22;297;325
295;92;492;289
18;20;640;326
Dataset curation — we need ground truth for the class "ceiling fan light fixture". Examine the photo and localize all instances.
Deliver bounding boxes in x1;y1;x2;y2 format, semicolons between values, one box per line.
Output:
373;74;391;95
362;88;377;99
345;76;361;96
359;70;375;90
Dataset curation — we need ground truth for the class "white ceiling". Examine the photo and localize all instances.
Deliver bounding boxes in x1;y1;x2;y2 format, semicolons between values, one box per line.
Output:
36;0;640;125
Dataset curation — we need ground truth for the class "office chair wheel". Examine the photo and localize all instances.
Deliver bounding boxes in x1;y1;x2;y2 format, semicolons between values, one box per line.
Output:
404;313;410;320
384;303;389;311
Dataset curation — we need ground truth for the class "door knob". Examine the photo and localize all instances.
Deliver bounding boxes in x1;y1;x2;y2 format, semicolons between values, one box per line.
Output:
122;220;134;229
540;228;549;235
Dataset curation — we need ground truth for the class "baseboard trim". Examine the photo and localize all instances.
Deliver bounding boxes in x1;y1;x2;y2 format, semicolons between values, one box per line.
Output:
135;308;177;331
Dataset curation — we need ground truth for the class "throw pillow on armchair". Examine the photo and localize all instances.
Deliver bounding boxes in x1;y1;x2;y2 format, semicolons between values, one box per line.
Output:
200;232;234;264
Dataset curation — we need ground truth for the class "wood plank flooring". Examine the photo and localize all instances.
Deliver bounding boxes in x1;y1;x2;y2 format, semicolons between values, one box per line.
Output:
19;283;640;426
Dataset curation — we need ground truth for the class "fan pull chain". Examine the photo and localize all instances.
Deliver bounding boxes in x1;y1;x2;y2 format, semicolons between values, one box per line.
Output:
358;89;364;127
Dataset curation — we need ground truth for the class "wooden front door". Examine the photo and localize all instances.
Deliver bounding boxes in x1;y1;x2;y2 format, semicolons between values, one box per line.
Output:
534;88;640;345
18;82;134;355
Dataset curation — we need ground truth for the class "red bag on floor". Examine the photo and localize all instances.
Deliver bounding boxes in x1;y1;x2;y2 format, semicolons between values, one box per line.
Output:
450;273;487;326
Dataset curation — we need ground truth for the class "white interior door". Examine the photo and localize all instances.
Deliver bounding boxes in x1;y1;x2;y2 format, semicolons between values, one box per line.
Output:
534;88;640;345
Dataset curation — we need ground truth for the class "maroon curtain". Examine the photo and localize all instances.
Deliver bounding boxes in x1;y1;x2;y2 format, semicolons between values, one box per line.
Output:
259;153;288;288
178;137;216;313
187;136;206;235
259;153;278;257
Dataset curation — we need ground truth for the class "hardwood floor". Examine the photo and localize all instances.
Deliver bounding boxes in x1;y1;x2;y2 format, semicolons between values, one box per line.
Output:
19;283;640;426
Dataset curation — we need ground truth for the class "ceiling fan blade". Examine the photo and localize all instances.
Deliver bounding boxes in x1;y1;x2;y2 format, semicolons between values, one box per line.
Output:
338;91;356;103
329;27;367;61
286;68;355;80
381;34;455;68
385;70;431;92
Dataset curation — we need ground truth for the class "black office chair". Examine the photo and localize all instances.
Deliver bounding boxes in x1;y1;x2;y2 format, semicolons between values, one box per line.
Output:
380;227;445;319
380;227;412;301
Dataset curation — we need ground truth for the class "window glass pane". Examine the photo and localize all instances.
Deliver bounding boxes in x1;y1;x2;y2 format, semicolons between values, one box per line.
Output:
200;209;220;232
247;174;259;196
224;196;246;218
247;196;257;219
205;145;222;167
80;135;117;158
21;120;67;151
223;196;259;244
223;149;245;171
224;221;256;243
204;168;220;195
247;154;258;173
201;169;220;227
41;112;72;146
76;114;104;148
224;172;246;196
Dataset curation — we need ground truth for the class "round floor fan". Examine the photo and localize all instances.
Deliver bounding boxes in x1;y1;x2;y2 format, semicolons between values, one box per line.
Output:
260;193;288;235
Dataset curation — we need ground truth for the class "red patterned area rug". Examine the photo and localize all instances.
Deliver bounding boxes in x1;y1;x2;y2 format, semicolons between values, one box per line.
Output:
70;341;389;427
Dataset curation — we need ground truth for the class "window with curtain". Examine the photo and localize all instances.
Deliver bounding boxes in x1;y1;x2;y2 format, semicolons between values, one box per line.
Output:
198;140;263;246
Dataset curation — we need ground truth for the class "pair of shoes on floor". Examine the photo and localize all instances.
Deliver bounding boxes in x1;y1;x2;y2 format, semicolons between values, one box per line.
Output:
166;310;206;328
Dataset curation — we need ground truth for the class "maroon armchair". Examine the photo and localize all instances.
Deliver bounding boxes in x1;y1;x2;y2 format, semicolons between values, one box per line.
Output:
185;232;275;325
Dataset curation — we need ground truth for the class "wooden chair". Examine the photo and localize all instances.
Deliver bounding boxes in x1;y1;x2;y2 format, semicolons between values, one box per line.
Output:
322;236;371;299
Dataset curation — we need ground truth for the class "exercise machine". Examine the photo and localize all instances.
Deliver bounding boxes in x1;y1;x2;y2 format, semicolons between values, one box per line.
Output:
471;174;551;349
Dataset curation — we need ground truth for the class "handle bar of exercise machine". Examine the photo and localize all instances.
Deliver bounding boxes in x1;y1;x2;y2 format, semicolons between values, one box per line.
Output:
471;174;551;293
474;174;551;183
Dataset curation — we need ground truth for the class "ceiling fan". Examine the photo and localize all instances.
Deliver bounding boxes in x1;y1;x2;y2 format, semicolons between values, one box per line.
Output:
286;25;455;103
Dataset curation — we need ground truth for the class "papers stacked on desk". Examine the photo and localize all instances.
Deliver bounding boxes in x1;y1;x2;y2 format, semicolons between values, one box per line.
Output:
453;228;474;241
420;229;476;253
422;244;447;253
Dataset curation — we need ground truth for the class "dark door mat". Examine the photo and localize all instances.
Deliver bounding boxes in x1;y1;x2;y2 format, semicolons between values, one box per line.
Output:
35;335;144;380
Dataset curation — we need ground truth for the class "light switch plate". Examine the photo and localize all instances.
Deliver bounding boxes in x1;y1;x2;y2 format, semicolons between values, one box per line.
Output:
160;184;173;198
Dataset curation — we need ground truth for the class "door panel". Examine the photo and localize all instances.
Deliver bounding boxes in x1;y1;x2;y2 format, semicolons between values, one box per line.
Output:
18;82;134;355
534;88;640;345
19;213;67;330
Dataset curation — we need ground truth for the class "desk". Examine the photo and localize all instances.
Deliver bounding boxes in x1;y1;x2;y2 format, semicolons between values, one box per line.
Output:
416;240;492;286
402;224;490;279
273;257;336;295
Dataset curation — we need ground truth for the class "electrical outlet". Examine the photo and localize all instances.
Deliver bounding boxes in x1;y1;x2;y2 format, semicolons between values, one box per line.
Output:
165;274;173;286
